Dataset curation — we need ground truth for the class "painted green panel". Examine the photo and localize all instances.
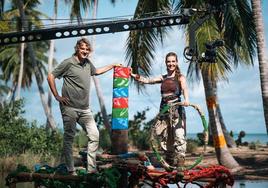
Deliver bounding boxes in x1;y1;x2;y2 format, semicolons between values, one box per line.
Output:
113;78;129;88
112;108;128;118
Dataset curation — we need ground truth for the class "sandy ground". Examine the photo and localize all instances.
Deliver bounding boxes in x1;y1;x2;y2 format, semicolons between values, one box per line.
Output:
185;146;268;180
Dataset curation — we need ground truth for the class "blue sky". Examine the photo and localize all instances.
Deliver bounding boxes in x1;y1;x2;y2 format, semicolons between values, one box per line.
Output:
15;0;268;134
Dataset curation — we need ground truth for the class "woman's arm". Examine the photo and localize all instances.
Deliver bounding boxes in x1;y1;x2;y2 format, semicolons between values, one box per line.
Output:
179;75;189;106
130;72;162;84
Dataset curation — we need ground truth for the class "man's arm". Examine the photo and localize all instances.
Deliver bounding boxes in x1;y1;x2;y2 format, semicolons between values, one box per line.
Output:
47;73;70;105
95;64;120;75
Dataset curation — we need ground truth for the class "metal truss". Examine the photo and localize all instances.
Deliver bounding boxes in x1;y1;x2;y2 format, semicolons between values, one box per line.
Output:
0;13;190;45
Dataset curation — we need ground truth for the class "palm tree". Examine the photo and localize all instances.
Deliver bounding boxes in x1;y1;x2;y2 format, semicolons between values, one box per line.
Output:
0;74;9;104
89;0;111;132
15;0;56;129
251;0;268;134
126;0;256;169
46;0;58;130
63;0;116;132
0;9;48;101
64;0;95;23
16;43;25;100
0;0;4;18
185;0;256;168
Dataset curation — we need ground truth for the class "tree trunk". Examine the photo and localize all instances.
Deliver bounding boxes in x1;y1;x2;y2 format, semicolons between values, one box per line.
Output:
17;0;56;130
46;39;55;130
92;76;111;132
202;72;239;169
217;100;236;148
16;43;25;100
251;0;268;134
90;0;111;133
46;0;57;130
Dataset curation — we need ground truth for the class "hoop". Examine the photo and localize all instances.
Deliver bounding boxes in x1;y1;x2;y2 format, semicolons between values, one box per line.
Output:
150;102;208;171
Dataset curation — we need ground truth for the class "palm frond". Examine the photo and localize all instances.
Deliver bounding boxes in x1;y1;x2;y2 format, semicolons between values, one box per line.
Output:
223;0;256;66
179;0;256;83
125;0;170;77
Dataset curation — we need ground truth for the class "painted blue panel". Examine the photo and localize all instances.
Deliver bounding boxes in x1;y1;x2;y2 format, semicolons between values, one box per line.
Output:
112;118;128;130
113;87;128;98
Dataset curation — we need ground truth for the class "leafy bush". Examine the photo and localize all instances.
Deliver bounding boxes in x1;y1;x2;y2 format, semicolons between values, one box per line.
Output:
248;141;261;150
186;139;199;153
74;130;88;149
0;100;62;158
128;109;151;150
99;128;111;150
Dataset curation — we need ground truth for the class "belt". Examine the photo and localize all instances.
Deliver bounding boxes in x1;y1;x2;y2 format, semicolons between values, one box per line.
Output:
161;95;179;103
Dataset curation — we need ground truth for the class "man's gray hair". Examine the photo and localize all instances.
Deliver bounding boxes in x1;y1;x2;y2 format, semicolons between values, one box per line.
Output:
74;38;93;54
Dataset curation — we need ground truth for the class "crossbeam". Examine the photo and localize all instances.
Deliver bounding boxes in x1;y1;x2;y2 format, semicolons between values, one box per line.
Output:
0;14;190;45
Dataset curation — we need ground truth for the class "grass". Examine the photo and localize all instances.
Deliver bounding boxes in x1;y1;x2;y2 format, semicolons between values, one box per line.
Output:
0;152;58;173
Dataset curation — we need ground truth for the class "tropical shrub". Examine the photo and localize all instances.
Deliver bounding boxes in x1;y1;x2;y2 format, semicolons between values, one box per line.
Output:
186;139;199;153
0;100;62;158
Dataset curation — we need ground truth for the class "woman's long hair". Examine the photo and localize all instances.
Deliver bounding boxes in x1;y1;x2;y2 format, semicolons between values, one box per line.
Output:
165;52;182;88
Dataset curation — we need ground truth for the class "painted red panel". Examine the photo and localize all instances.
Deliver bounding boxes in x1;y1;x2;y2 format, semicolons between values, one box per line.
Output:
113;98;128;108
114;67;130;78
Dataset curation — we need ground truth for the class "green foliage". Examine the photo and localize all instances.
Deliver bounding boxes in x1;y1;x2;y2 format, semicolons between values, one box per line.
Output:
99;128;111;151
0;100;62;158
0;1;53;90
94;109;152;150
0;74;9;101
128;108;151;150
196;133;205;146
248;141;261;150
74;130;88;149
186;139;199;153
94;112;112;150
230;130;234;138
72;113;113;152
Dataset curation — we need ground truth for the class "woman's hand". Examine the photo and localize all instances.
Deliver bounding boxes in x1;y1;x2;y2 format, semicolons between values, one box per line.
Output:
129;68;140;80
183;101;190;106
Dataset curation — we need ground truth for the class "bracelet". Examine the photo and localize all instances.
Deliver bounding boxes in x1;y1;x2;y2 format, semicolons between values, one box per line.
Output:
135;74;140;80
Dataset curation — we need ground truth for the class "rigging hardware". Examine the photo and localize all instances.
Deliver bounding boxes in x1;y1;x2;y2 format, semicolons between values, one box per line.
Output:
0;11;193;45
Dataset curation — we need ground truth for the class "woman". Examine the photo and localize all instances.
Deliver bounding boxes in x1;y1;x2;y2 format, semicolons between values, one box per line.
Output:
131;52;189;167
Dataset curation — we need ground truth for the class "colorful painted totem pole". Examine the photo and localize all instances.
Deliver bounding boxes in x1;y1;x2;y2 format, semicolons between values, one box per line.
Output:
111;66;130;154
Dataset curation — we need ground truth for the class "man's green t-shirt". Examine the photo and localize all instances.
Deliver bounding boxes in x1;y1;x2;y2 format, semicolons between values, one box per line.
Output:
52;56;96;109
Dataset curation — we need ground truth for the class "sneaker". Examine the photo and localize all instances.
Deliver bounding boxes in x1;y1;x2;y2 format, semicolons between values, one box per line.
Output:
176;157;185;167
69;170;77;176
87;169;98;174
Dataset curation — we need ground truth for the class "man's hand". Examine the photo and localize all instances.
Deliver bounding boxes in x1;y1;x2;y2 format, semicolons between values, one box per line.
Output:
55;95;70;105
113;63;122;67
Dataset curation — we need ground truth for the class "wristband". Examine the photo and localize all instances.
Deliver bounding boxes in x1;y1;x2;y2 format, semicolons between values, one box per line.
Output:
135;74;140;80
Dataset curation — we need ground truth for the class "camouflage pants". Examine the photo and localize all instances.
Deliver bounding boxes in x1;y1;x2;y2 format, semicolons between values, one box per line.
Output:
153;106;186;164
60;106;99;173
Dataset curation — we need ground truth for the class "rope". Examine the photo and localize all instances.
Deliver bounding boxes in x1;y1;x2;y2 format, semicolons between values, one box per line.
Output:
137;165;234;187
184;165;234;187
6;161;234;187
5;164;121;188
150;102;209;172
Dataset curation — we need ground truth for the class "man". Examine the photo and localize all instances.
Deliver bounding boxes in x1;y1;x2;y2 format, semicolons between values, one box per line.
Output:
47;38;118;174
